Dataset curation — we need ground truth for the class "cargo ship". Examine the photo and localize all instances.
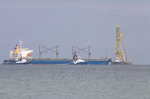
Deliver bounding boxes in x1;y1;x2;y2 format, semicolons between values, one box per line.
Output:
3;41;111;65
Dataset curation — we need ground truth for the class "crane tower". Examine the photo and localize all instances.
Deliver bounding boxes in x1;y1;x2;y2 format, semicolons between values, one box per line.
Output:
114;25;126;63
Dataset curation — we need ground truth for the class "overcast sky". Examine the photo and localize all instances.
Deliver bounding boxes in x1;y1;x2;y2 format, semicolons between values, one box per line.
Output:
0;0;150;64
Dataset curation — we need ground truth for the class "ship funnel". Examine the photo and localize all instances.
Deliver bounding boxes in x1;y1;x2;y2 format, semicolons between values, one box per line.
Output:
14;44;19;54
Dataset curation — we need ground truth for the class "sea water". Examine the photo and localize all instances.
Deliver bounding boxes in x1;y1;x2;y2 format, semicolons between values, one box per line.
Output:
0;64;150;99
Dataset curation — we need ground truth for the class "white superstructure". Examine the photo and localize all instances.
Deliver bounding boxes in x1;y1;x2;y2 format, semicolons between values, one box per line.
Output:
10;40;33;60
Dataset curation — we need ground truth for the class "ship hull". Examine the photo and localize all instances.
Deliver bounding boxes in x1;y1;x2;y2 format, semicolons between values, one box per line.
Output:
30;58;111;65
30;60;71;65
3;58;111;65
3;60;31;65
111;61;132;65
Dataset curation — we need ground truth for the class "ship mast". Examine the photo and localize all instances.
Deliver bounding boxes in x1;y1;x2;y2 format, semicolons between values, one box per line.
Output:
19;40;22;50
114;25;126;63
19;40;23;58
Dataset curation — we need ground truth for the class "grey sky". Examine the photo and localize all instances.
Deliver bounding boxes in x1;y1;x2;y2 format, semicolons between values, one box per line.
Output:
0;0;150;64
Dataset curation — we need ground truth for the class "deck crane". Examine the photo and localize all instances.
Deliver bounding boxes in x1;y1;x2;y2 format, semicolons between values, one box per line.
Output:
114;25;126;64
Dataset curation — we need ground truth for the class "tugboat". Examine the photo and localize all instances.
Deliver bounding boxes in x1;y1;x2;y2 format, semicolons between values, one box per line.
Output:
71;54;87;65
3;40;33;64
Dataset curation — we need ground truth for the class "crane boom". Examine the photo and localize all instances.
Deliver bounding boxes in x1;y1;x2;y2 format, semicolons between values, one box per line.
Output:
114;25;126;63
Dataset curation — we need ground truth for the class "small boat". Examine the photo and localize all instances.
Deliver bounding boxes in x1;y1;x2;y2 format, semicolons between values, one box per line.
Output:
15;57;31;64
71;54;87;65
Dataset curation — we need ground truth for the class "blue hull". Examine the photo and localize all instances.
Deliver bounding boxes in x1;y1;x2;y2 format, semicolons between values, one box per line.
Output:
30;60;71;64
3;59;111;65
30;60;111;65
88;61;110;65
3;60;31;65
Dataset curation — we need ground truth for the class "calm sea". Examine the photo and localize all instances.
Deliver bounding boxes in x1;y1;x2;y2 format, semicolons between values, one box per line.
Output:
0;64;150;99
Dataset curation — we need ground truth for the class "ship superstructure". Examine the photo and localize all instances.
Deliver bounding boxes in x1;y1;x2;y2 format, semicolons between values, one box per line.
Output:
10;41;33;60
3;40;33;64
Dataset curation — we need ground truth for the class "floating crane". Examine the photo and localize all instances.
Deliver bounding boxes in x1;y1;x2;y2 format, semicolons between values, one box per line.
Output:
112;25;132;65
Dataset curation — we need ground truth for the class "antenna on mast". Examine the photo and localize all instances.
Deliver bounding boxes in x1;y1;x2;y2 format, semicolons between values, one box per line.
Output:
19;40;23;50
